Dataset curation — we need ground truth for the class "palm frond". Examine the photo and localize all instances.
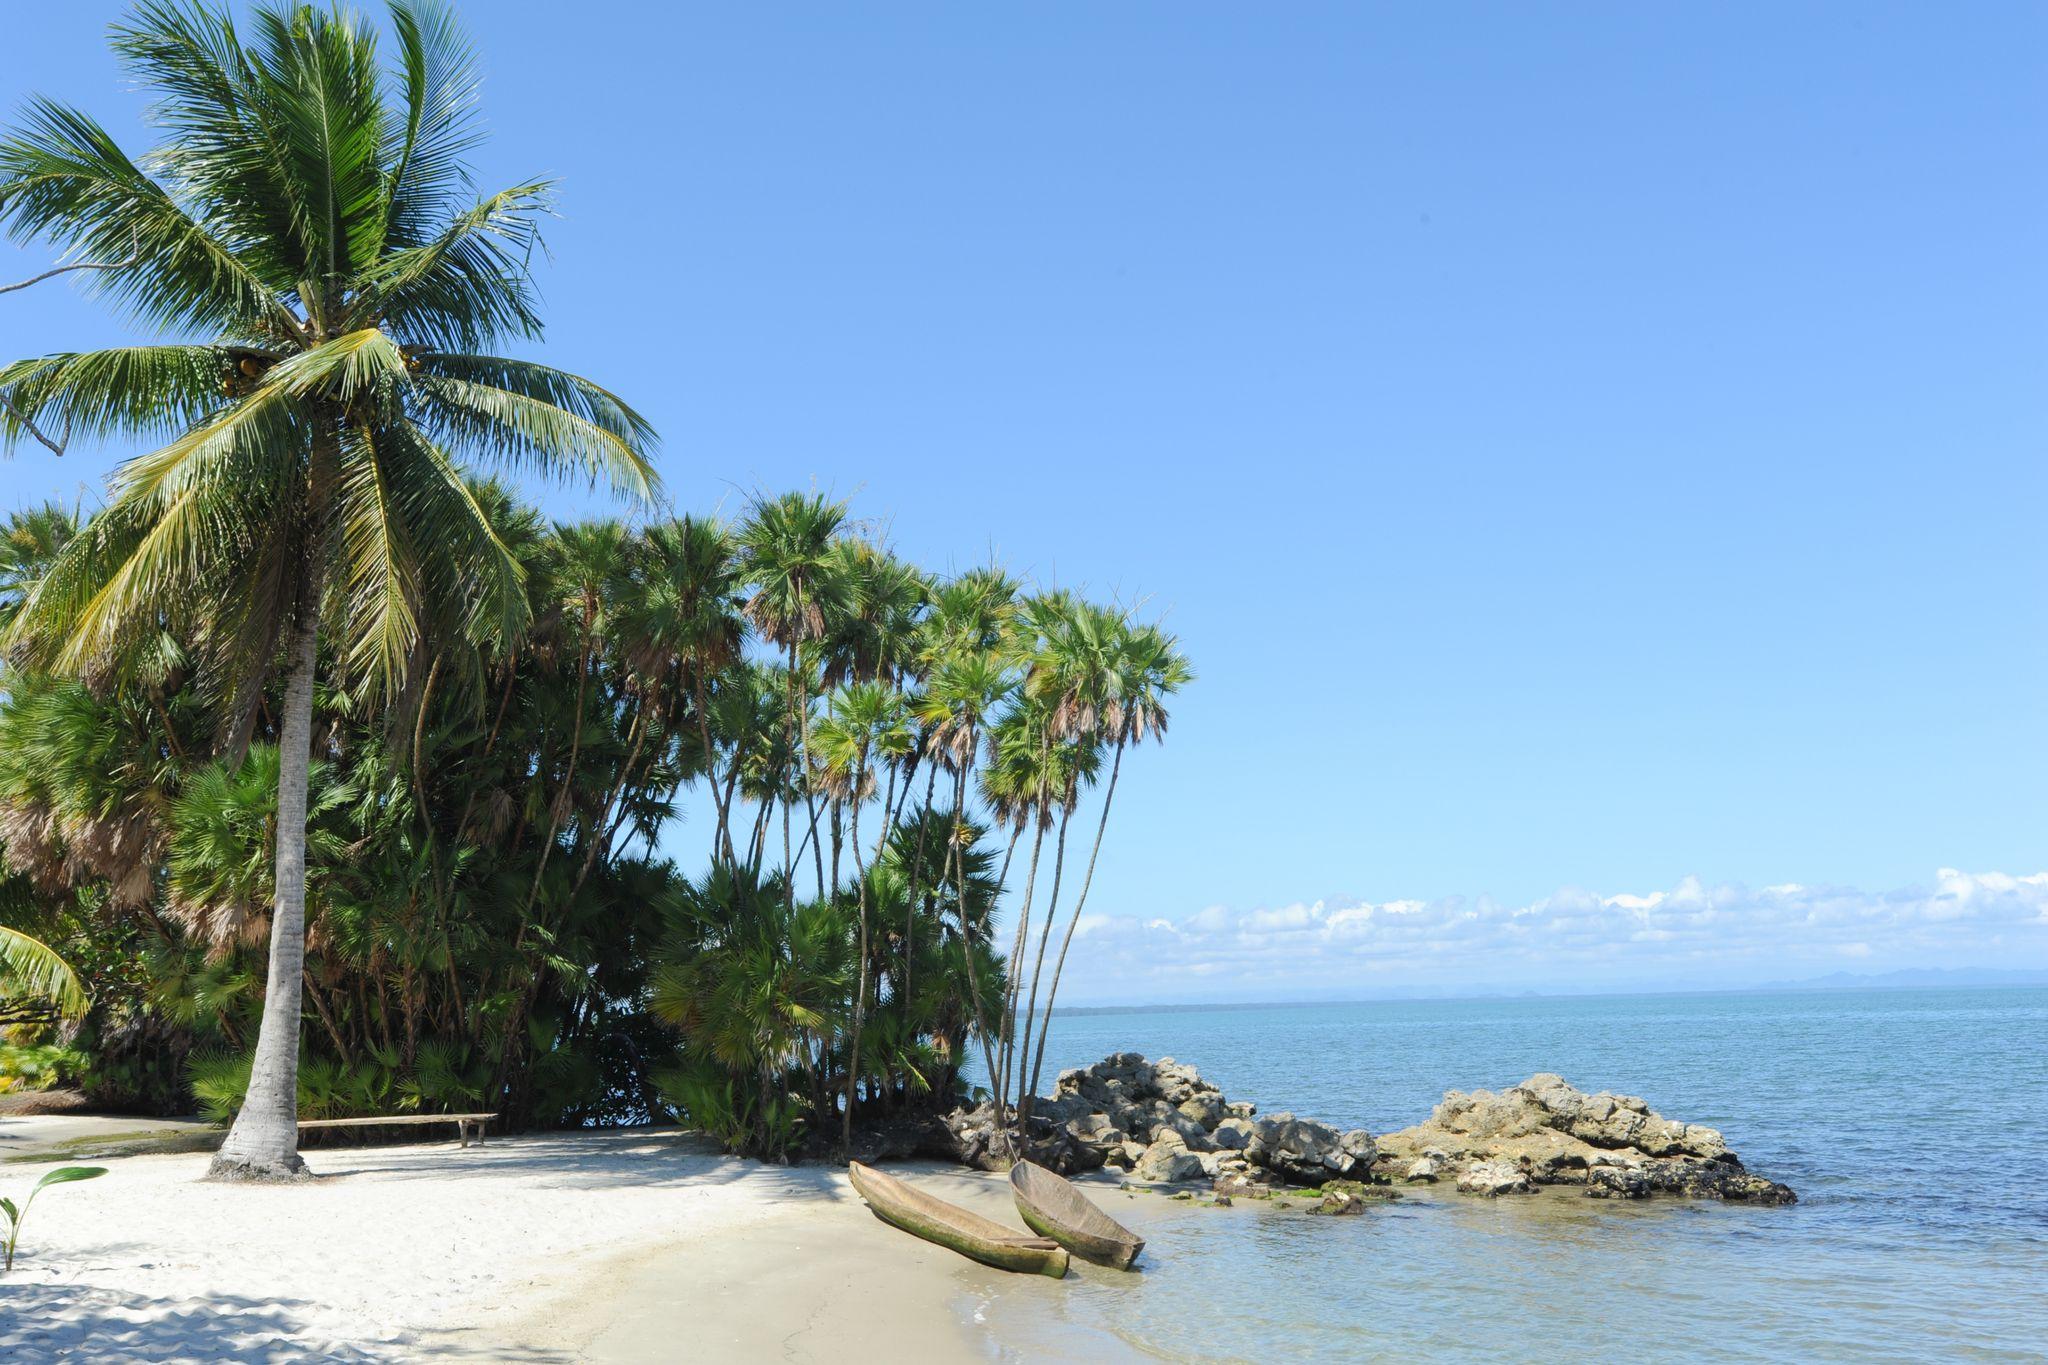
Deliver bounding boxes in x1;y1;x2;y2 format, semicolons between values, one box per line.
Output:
0;925;86;1016
0;345;226;455
334;421;423;693
413;372;659;502
409;353;652;447
0;94;304;340
382;0;486;251
353;181;551;345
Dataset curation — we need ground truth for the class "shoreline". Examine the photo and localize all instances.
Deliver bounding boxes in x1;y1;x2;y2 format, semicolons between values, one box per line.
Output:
0;1122;1015;1362
467;1163;1028;1362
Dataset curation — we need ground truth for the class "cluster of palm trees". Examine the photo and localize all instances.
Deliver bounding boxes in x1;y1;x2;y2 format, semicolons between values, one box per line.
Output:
632;492;1190;1156
0;0;1190;1172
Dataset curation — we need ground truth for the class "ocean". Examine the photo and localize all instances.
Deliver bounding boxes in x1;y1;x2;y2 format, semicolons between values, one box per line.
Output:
969;987;2048;1361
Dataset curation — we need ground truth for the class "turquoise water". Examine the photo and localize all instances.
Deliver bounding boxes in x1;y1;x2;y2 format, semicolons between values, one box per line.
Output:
981;987;2048;1361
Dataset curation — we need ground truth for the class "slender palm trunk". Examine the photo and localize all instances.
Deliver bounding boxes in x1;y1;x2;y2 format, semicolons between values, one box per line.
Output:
993;816;1046;1138
209;430;338;1182
841;749;871;1154
944;757;1003;1126
525;621;593;914
1024;739;1126;1109
1012;797;1075;1134
572;693;651;895
692;670;736;866
901;761;939;1030
792;642;827;902
781;645;797;894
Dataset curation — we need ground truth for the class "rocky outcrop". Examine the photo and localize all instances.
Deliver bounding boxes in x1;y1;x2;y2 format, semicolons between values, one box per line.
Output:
1376;1073;1796;1204
1244;1114;1378;1184
935;1058;1795;1206
1457;1159;1532;1196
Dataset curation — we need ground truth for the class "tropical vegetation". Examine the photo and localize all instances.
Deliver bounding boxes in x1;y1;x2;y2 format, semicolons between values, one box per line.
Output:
0;0;1190;1172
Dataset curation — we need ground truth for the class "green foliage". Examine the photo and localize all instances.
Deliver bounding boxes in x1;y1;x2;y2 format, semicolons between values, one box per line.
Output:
0;1042;89;1093
2;1166;106;1273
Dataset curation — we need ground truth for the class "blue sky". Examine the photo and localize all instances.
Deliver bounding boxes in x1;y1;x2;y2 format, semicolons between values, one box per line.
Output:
4;3;2044;1000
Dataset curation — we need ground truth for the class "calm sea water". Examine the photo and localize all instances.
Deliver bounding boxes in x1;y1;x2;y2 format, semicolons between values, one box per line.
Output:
973;987;2048;1362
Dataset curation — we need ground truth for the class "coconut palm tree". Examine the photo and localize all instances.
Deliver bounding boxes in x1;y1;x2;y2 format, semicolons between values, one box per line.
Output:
0;1;656;1179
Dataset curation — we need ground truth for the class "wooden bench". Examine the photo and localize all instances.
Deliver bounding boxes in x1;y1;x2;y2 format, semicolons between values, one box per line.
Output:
295;1112;497;1148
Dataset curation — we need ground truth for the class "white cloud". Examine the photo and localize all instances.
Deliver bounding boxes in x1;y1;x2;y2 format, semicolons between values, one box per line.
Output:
1041;868;2048;1003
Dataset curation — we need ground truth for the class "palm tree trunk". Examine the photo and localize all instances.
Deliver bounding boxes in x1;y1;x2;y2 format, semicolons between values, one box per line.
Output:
208;433;337;1181
944;760;1003;1127
993;816;1046;1140
1013;797;1076;1135
693;671;736;866
570;694;651;897
793;644;827;902
781;643;797;896
1024;739;1125;1110
901;761;939;1030
841;749;871;1154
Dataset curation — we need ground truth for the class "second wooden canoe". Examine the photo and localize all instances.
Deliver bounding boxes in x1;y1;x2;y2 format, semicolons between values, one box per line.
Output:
1009;1159;1146;1269
848;1161;1070;1278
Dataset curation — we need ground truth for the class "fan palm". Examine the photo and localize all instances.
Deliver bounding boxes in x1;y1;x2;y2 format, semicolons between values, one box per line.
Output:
736;493;849;900
813;679;910;1148
0;1;656;1179
621;518;746;864
1020;618;1192;1111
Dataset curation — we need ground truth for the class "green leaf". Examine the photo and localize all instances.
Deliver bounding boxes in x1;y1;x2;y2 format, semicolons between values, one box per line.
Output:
33;1166;107;1193
0;926;86;1015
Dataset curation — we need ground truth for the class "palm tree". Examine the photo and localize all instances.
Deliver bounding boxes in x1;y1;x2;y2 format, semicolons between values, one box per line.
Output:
0;1;656;1180
921;646;1024;1129
736;493;849;901
813;679;909;1148
623;518;745;864
1021;618;1190;1111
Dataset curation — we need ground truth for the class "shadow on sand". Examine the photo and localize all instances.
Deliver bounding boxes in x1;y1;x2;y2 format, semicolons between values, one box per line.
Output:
0;1283;578;1363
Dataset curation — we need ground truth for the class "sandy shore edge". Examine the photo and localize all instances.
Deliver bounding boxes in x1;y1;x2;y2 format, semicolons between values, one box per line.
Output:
0;1120;1005;1362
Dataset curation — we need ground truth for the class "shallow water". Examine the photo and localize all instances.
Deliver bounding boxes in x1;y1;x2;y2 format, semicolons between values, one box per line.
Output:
979;987;2048;1361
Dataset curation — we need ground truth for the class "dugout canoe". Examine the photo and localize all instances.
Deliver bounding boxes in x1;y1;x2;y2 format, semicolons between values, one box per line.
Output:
848;1161;1070;1278
1008;1159;1145;1269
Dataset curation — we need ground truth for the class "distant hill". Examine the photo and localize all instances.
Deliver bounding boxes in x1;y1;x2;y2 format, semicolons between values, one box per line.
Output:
1755;967;2048;992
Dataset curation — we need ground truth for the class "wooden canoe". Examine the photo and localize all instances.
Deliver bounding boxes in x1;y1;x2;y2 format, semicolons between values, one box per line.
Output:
848;1162;1070;1279
1009;1159;1146;1269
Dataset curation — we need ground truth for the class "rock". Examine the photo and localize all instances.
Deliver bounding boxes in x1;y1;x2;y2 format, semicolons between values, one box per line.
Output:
1152;1057;1220;1107
1212;1116;1256;1150
1316;1190;1368;1215
1336;1129;1378;1171
1246;1114;1373;1185
1374;1073;1795;1204
1213;1193;1233;1207
1133;1131;1205;1184
947;1054;1794;1206
1457;1160;1533;1197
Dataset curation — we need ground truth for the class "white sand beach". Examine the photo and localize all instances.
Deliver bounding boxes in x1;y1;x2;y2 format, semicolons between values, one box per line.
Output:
0;1122;1019;1362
